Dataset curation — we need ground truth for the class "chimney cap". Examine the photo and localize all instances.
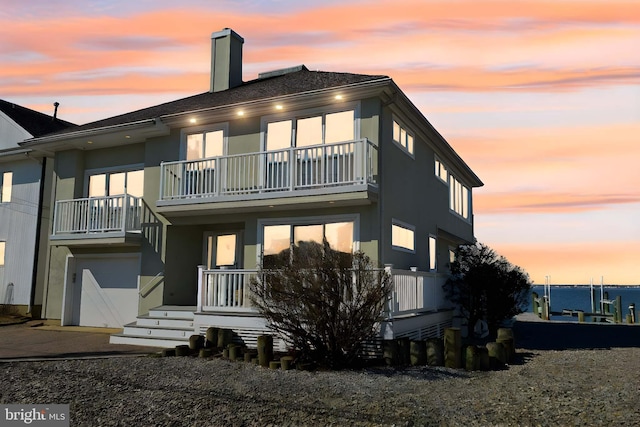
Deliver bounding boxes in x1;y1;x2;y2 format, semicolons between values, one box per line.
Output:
211;28;244;43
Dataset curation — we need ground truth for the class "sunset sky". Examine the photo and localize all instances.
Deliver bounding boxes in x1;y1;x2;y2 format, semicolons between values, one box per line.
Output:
2;0;639;284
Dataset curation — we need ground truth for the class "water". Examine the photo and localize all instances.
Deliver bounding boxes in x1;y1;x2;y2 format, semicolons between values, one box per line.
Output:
527;285;640;322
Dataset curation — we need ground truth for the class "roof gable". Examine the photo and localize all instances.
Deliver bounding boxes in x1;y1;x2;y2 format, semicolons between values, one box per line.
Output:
0;99;76;137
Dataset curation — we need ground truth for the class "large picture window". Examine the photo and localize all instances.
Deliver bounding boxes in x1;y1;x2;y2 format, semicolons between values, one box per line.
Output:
262;220;354;268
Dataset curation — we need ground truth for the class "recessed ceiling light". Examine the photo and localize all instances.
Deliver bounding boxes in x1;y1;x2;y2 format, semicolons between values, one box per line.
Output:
237;111;245;116
125;135;131;139
87;141;93;144
189;118;197;124
275;105;283;110
335;95;343;100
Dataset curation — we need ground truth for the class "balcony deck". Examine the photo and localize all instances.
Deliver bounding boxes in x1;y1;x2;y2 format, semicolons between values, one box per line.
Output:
50;194;143;246
157;139;378;215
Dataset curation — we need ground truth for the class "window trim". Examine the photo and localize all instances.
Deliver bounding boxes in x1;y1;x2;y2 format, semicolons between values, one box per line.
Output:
180;122;229;160
392;117;415;158
260;102;361;151
391;219;416;253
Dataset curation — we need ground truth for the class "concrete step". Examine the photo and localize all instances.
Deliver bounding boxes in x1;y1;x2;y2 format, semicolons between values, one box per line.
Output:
135;316;194;329
109;334;188;348
122;324;194;339
148;306;196;320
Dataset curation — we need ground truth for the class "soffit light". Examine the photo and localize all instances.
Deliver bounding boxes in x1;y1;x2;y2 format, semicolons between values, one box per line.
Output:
237;110;245;116
335;95;343;100
189;118;197;124
275;104;283;110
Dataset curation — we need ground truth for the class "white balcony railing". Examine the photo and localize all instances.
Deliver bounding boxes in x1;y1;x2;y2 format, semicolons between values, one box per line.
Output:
196;265;449;317
160;138;378;201
52;194;142;235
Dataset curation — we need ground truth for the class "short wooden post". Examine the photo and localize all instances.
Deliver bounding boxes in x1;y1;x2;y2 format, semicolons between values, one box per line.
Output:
497;328;515;362
383;340;399;366
577;311;585;323
218;328;233;348
486;342;506;370
629;303;636;324
410;340;427;366
280;356;294;370
465;346;480;371
161;348;175;357
228;344;239;361
175;345;190;357
269;361;280;370
444;328;462;369
199;348;212;358
426;338;444;366
603;292;610;314
615;296;622;323
397;337;411;366
478;346;490;371
626;314;633;324
244;352;253;363
257;335;274;367
205;327;219;348
189;334;204;351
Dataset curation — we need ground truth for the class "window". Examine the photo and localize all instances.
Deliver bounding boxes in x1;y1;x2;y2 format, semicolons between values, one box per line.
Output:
88;168;144;198
392;119;414;155
435;157;448;182
187;129;224;160
262;221;354;268
1;172;12;203
0;241;5;266
449;247;456;264
392;221;415;252
449;175;470;219
265;109;355;150
429;236;437;271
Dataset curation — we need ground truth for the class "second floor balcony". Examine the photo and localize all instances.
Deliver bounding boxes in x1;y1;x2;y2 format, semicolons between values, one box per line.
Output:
157;139;378;215
50;194;143;246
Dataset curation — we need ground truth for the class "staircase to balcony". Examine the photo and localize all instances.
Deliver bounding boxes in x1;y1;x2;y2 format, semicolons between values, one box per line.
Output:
109;306;197;348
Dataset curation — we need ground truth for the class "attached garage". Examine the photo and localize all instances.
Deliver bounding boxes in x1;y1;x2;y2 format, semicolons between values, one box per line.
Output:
62;254;140;328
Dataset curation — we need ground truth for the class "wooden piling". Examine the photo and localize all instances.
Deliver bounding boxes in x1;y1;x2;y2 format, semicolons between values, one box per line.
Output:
465;346;481;371
410;340;427;366
257;335;274;367
444;328;462;369
426;338;444;366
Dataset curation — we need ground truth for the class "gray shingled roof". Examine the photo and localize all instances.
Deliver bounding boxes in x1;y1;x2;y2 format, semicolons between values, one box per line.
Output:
58;67;389;135
0;99;76;137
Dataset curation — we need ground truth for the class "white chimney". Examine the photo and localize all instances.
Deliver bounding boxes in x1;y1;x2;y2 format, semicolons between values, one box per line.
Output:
210;28;244;93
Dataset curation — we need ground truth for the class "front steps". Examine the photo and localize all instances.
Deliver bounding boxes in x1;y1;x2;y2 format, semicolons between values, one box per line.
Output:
110;306;197;348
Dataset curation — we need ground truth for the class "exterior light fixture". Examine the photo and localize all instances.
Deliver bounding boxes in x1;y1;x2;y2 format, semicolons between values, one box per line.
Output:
87;141;93;144
275;105;283;110
189;118;197;124
237;111;245;116
335;95;343;100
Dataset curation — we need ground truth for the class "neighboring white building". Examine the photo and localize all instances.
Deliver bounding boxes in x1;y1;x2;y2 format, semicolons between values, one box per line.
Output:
0;100;75;316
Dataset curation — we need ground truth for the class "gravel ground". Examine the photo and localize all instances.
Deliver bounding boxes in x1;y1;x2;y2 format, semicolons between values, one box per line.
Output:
2;344;639;426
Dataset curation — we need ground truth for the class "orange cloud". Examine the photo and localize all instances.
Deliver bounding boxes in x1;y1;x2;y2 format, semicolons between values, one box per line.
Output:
493;241;640;285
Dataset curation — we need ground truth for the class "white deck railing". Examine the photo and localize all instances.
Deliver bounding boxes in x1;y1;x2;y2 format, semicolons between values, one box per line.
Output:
196;265;449;317
387;268;449;316
53;194;142;235
197;266;257;312
160;138;378;200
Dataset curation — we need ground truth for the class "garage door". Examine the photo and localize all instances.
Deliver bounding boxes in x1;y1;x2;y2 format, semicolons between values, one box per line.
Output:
72;255;140;328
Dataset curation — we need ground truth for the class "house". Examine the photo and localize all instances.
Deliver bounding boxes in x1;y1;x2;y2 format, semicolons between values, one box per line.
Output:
21;29;482;348
0;100;76;317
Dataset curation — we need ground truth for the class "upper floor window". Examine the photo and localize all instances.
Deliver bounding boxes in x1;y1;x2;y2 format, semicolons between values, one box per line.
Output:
392;119;414;155
0;241;5;266
87;167;144;198
435;157;448;182
449;175;470;219
186;127;225;160
265;109;355;151
429;235;437;271
392;220;415;252
1;171;12;203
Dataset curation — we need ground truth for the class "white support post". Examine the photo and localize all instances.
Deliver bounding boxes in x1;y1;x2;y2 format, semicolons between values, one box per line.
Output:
196;265;205;312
